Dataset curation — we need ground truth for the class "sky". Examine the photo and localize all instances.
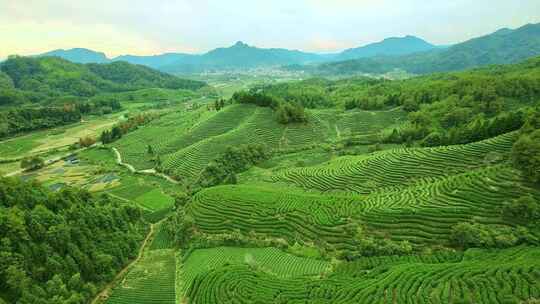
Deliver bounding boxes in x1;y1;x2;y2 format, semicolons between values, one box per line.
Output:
1;0;540;59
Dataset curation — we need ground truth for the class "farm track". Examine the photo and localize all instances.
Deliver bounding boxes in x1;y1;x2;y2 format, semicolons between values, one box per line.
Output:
91;221;159;304
112;147;179;184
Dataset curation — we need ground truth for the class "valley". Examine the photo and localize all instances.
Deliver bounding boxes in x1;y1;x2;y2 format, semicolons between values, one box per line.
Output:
2;16;540;304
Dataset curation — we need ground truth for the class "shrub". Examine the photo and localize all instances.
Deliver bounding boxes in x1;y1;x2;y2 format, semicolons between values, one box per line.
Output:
502;195;539;223
20;156;45;171
450;222;535;249
512;129;540;183
79;136;96;147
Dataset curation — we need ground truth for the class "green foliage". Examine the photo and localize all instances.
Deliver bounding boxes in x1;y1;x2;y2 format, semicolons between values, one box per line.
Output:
254;77;388;109
512;129;540;183
20;156;44;171
450;222;535;249
502;195;540;223
0;56;203;138
231;91;308;124
178;247;330;296
0;56;205;99
275;102;308;124
195;144;270;189
101;113;157;144
0;106;83;139
87;61;204;91
0;178;145;303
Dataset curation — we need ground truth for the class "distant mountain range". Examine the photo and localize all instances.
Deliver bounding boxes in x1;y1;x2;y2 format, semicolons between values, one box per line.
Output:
336;35;438;61
314;22;540;75
35;36;442;73
34;23;540;75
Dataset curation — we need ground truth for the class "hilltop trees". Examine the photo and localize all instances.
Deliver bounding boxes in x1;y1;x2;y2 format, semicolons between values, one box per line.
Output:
275;102;308;124
194;144;270;190
232;91;308;124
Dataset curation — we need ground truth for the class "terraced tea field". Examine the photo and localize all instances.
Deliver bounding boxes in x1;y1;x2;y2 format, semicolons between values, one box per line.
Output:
272;132;517;194
112;104;407;184
177;247;330;296
185;246;540;304
105;249;176;304
186;132;530;248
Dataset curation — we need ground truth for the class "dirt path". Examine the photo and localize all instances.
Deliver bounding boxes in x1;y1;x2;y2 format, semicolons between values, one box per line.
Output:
112;147;136;173
139;169;179;184
112;148;179;184
91;222;157;304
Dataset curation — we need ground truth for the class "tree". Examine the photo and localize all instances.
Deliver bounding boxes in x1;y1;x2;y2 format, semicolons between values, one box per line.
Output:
511;129;540;183
79;136;96;148
147;145;154;155
111;126;122;140
21;157;45;171
502;195;539;223
100;130;112;144
451;222;492;248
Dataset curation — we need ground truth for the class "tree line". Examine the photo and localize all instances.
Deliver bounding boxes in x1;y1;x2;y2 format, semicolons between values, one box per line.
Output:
100;113;157;144
0;99;122;139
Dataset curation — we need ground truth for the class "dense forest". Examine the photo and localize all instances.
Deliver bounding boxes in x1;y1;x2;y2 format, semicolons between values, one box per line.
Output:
0;178;147;304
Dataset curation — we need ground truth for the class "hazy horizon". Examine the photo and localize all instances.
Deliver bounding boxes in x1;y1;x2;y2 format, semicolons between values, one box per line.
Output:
2;0;540;59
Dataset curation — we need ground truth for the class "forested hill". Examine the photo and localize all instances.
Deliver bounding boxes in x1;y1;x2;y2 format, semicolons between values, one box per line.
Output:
0;56;205;138
0;56;205;102
312;22;540;75
0;178;147;304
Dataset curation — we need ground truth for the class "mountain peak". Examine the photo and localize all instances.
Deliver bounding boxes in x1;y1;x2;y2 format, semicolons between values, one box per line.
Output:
339;35;436;60
232;41;249;48
38;48;110;64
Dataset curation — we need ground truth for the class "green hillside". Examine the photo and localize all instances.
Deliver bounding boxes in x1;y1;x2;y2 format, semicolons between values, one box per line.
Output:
0;56;206;139
315;23;540;75
3;43;540;304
